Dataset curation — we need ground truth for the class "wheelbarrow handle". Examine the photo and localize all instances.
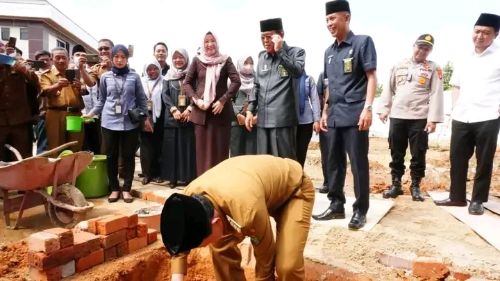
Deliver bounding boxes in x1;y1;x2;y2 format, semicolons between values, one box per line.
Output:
32;141;79;159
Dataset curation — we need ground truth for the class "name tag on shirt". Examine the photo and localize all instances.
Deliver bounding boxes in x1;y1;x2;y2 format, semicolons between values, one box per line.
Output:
343;58;353;73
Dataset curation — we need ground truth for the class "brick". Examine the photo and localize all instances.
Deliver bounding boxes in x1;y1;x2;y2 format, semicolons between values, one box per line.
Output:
99;229;127;249
29;246;75;270
412;257;450;280
453;272;471;281
104;246;117;262
128;236;147;253
61;260;75;278
137;222;148;238
127;226;137;240
87;215;114;234
96;215;128;235
147;229;158;244
27;232;60;254
76;248;104;273
127;213;138;227
43;228;74;248
116;241;129;257
73;231;101;259
29;266;62;281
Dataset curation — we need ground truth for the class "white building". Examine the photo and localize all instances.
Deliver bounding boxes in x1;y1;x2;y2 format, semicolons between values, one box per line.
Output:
0;0;97;59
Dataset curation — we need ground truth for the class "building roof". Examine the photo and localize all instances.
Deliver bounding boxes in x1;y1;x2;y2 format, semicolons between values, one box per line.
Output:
0;0;98;53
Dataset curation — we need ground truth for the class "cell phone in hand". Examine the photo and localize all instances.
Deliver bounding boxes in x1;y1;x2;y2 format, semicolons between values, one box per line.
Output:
65;69;76;82
7;37;16;48
85;54;99;64
128;45;134;58
32;60;46;70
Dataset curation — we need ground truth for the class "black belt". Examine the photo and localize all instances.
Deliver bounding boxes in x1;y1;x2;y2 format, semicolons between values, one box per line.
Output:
48;106;81;113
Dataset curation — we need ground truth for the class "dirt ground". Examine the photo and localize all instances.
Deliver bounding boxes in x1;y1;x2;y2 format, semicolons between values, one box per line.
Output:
0;137;499;280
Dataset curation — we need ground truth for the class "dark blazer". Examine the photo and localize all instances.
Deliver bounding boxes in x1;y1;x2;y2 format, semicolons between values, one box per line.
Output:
183;56;241;126
0;70;40;126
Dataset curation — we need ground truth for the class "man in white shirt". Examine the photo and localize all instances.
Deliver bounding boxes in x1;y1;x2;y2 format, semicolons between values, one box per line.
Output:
434;13;500;215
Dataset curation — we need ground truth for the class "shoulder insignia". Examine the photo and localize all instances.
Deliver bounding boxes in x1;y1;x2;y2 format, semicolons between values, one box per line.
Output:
436;66;443;80
226;215;242;233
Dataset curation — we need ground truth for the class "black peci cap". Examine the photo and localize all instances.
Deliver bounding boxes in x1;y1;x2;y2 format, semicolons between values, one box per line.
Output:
326;0;350;15
72;44;86;56
260;18;283;32
160;193;211;256
475;13;500;33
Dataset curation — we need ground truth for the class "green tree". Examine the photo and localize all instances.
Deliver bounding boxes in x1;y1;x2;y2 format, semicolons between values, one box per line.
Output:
443;61;453;91
376;84;383;97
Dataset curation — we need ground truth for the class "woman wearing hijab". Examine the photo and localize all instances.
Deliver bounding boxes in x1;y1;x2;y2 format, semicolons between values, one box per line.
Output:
84;44;148;203
140;60;165;185
230;55;257;156
184;31;241;175
161;48;196;187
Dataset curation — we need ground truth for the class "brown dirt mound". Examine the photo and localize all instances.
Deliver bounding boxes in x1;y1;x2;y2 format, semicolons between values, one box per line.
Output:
0;241;28;280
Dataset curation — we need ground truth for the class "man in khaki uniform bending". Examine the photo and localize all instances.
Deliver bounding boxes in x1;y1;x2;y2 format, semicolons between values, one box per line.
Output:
161;155;315;281
377;34;444;201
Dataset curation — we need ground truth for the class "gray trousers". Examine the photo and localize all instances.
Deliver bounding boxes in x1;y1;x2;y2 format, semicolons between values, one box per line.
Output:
256;126;297;160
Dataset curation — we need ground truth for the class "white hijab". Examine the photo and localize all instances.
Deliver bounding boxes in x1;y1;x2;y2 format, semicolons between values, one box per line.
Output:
141;60;163;122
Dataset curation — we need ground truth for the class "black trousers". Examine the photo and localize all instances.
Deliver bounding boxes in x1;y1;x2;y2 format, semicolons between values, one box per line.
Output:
257;126;297;160
388;118;428;179
295;123;313;167
450;118;499;203
319;130;329;186
326;126;369;214
102;127;139;192
230;125;257;157
140;119;164;179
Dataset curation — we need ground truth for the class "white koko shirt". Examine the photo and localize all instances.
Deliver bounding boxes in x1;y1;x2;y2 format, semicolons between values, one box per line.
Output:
450;41;500;123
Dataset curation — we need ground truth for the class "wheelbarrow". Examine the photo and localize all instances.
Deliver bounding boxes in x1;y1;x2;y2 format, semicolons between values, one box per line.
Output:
0;141;94;229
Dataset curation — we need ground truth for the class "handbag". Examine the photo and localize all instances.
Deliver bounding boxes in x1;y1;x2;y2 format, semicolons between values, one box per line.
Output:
128;108;146;124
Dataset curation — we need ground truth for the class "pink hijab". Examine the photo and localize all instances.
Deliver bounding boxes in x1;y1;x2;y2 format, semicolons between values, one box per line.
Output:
197;31;228;106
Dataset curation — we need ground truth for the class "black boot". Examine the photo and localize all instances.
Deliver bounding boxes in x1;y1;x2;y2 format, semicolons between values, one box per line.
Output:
383;176;403;199
410;177;425;201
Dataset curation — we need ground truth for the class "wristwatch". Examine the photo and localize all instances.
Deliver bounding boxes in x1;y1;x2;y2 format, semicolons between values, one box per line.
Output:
364;104;373;111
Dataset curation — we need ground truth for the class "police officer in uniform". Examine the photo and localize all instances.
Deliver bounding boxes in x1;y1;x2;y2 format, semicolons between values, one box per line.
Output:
313;0;378;230
161;155;315;281
245;18;305;160
377;34;444;201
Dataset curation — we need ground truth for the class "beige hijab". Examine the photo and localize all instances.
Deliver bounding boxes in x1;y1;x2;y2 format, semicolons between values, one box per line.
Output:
197;31;228;105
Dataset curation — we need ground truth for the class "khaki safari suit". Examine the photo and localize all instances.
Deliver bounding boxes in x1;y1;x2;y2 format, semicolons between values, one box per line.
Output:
171;155;315;281
39;67;85;152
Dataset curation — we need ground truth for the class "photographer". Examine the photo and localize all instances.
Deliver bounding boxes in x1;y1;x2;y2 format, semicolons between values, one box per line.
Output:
0;54;40;161
39;47;86;152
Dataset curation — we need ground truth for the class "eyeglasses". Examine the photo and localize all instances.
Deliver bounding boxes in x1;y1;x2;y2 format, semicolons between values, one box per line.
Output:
98;46;110;51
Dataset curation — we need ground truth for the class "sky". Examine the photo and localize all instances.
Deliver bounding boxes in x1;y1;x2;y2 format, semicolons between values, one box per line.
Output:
48;0;499;83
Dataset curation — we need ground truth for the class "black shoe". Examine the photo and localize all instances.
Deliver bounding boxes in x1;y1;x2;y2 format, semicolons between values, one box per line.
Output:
107;191;120;203
141;177;151;185
434;198;467;207
317;185;329;194
138;173;145;178
154;177;165;184
348;212;366;230
468;201;484;215
122;191;134;203
312;207;345;221
168;181;178;188
382;176;403;199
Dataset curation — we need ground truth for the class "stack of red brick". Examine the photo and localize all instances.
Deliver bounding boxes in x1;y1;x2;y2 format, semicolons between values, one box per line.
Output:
27;214;158;281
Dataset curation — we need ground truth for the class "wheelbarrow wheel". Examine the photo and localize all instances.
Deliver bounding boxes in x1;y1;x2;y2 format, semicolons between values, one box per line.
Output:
48;184;88;227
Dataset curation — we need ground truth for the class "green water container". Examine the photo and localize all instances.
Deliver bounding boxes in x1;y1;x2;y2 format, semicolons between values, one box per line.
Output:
76;155;109;198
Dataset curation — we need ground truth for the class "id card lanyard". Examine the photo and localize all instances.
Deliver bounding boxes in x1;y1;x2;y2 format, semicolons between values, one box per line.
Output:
146;79;160;111
112;74;127;114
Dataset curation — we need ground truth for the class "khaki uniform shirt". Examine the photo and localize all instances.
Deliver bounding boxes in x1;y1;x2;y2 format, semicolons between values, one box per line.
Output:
39;67;84;109
171;155;304;279
378;58;444;122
